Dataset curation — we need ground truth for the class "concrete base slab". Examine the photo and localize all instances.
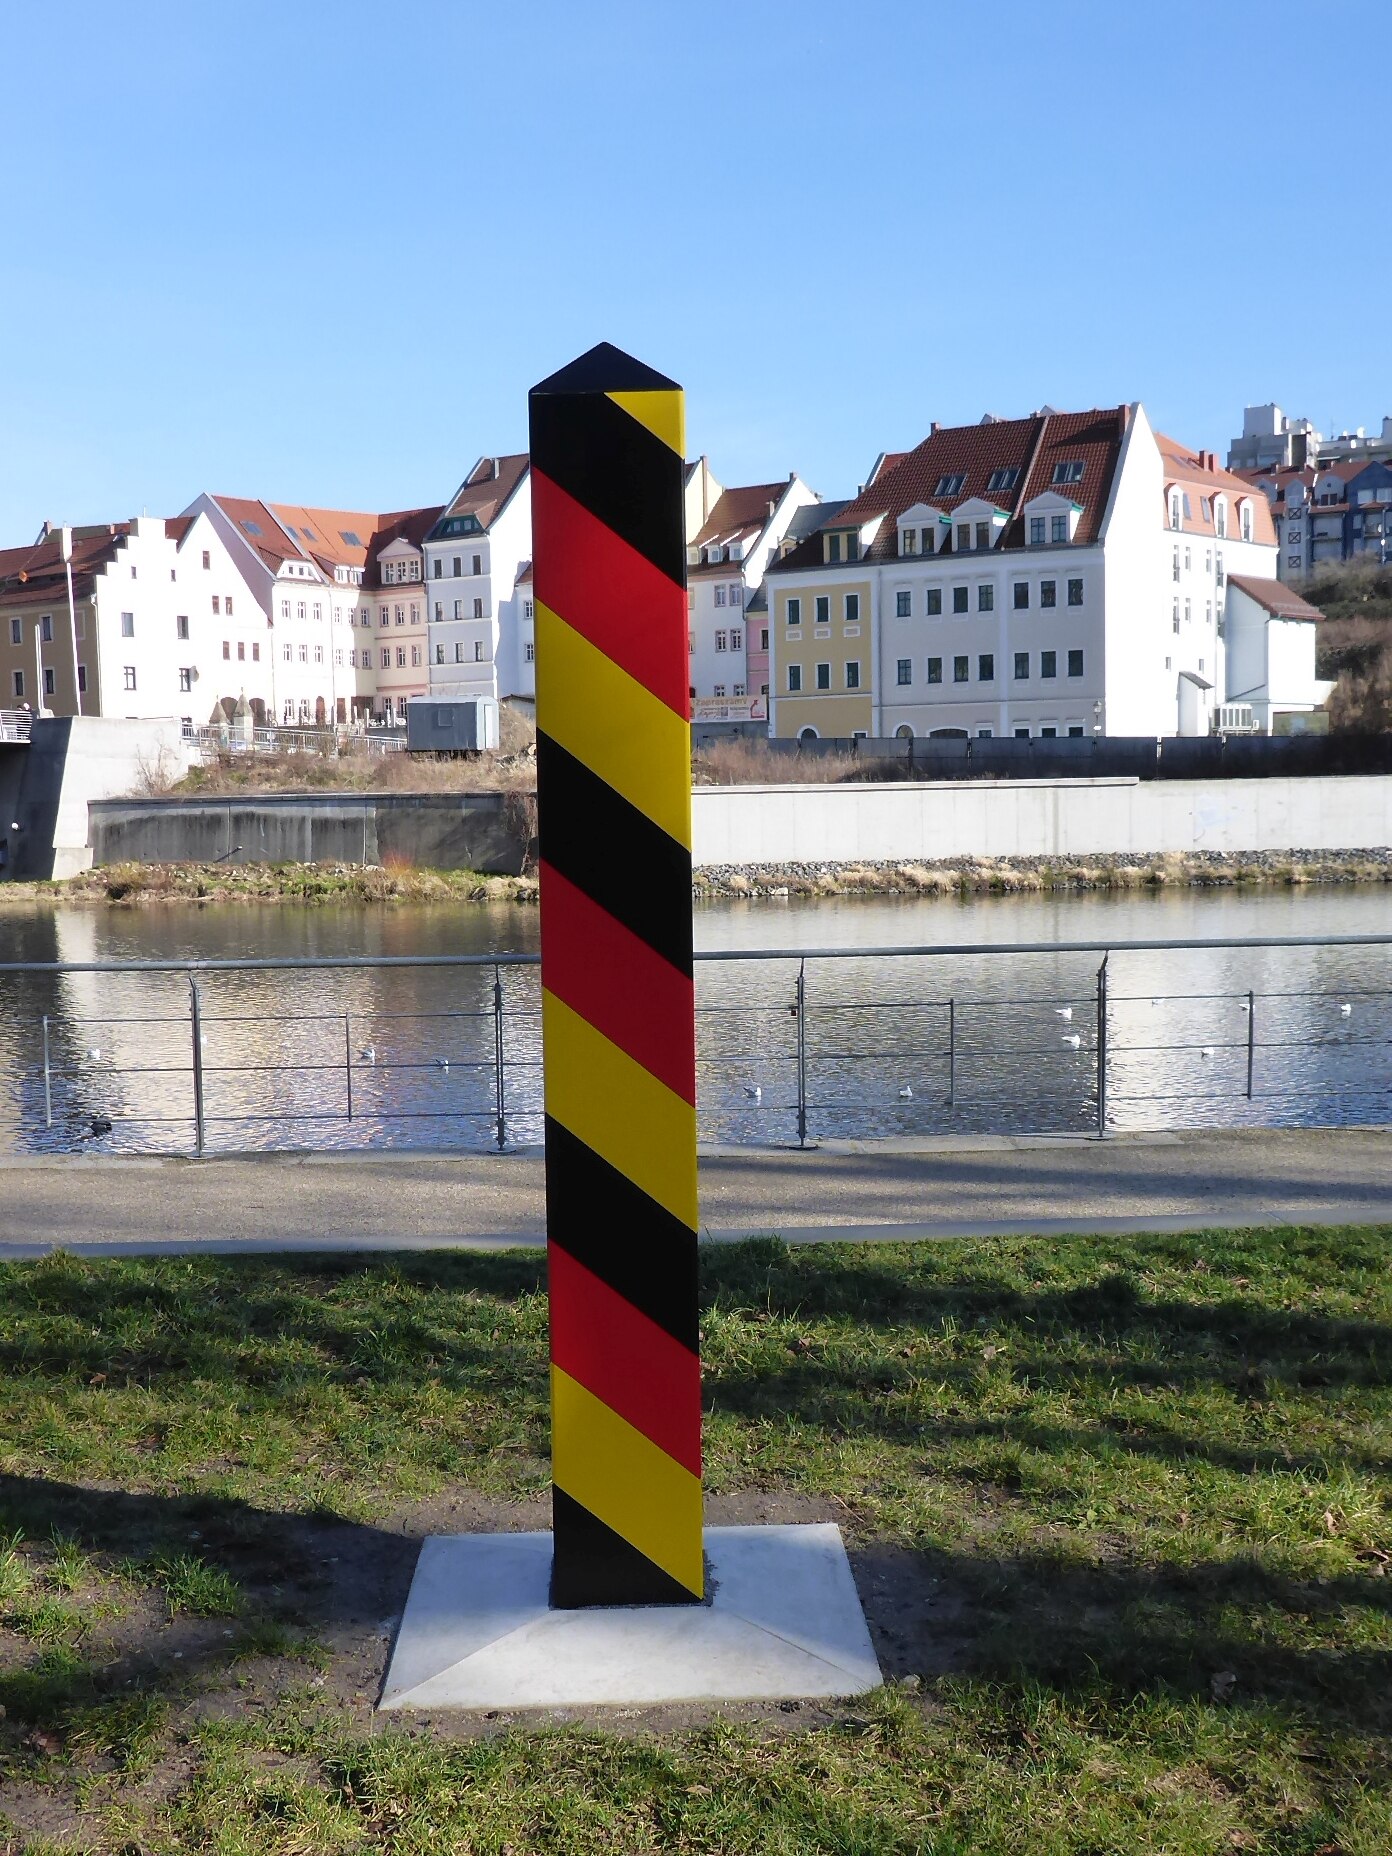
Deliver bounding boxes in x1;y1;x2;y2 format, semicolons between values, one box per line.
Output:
379;1523;881;1711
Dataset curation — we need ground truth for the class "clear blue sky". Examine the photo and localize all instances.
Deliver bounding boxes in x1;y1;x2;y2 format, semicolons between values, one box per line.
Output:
2;1;1387;539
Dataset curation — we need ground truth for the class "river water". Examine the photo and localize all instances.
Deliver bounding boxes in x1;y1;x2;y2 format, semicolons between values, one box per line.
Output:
0;885;1389;1153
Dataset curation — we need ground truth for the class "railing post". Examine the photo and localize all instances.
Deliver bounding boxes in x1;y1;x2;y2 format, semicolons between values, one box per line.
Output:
1246;989;1255;1100
493;963;506;1151
795;957;808;1149
1096;954;1109;1139
345;1012;353;1122
947;997;956;1108
189;976;206;1158
41;1015;52;1128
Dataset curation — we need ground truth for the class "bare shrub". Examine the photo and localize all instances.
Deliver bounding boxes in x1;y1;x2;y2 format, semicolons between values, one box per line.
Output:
130;744;183;797
693;738;859;785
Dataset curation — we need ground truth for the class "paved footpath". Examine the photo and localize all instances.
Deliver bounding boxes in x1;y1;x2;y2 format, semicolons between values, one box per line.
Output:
0;1126;1387;1257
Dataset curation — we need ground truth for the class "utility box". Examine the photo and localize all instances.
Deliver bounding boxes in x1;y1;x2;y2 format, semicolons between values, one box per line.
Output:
406;698;500;754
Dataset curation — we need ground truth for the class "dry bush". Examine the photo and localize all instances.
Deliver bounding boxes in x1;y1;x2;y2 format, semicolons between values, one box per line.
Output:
130;744;184;797
498;702;537;755
1304;559;1392;732
693;738;859;785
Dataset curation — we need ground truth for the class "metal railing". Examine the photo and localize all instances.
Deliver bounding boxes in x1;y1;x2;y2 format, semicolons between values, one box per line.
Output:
3;932;1390;1156
0;710;33;744
182;723;407;760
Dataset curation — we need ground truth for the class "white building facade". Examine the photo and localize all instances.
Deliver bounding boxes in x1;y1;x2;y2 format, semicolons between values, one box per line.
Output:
422;456;532;706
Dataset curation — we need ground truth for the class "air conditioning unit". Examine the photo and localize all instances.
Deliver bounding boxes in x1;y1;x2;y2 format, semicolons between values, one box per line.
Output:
1215;703;1256;735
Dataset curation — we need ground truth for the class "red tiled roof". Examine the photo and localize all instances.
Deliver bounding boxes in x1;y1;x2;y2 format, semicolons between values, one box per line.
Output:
0;524;131;607
164;516;194;544
1226;575;1326;621
439;453;529;531
692;482;788;548
771;407;1128;569
1157;435;1278;545
212;497;303;572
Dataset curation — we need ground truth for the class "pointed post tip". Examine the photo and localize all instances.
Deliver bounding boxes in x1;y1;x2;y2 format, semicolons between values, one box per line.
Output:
531;342;680;398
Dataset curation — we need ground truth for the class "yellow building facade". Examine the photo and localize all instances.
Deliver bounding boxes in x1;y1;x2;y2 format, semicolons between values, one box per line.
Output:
768;569;874;738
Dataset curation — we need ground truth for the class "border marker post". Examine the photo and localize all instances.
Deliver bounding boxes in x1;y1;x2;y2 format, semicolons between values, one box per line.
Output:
529;343;703;1608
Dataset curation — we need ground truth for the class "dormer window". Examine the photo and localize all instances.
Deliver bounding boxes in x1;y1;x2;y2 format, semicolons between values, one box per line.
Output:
901;527;917;555
845;533;859;562
1169;492;1181;529
985;467;1020;494
1214;497;1228;539
1240;501;1253;542
956;523;971;551
935;472;965;497
1050;515;1068;543
1052;461;1084;485
826;533;841;563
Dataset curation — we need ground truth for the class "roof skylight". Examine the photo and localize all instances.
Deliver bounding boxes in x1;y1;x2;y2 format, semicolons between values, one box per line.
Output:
1052;461;1085;485
240;519;263;536
934;472;966;496
339;530;362;547
985;467;1019;493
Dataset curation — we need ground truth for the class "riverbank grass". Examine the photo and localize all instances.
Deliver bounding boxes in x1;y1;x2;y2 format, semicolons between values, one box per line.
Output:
0;1224;1389;1852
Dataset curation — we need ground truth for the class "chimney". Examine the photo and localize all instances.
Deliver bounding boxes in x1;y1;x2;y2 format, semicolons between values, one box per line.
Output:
492;457;500;479
930;422;940;435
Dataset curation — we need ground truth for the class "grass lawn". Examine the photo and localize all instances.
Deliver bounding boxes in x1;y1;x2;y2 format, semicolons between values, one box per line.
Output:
0;1224;1388;1853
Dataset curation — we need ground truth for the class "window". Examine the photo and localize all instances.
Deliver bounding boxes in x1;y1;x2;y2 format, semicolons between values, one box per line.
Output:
524;600;534;620
1067;578;1083;606
433;559;442;579
381;647;391;669
730;628;742;651
226;596;234;616
845;534;860;562
201;550;211;570
525;641;535;663
280;600;290;621
1013;582;1029;609
42;666;54;697
760;629;768;649
901;529;917;556
730;584;743;607
455;643;464;663
237;641;245;661
1067;649;1084;677
176;615;189;640
845;661;860;689
1014;725;1030;739
122;666;136;691
121;611;135;637
7;619;18;643
1184;548;1191;571
975;522;989;550
472;554;482;575
978;584;994;612
714;584;727;607
935;473;965;496
1040;579;1056;608
978;653;994;681
179;668;192;693
393;606;403;626
452;600;462;620
298;643;308;664
787;664;802;692
827;534;841;563
926;588;942;615
1184;599;1191;624
896;590;911;618
986;467;1019;493
815;662;830;690
469;598;482;621
396;647;407;668
411;645;421;667
130;564;137;579
1041;650;1057;678
282;643;292;662
1215;501;1228;538
1206;601;1212;626
815;596;830;625
212;594;222;616
1172;600;1180;633
1051;514;1068;543
896;658;912;685
1040;726;1057;739
953;655;969;683
1052;460;1084;485
952;586;968;614
11;671;22;698
713;684;726;698
221;641;230;660
434;602;442;622
715;630;728;652
845;594;859;624
39;614;52;643
927;656;942;683
1014;652;1029;679
733;682;745;696
1241;504;1253;542
956;523;971;552
787;597;801;625
1169;493;1181;529
76;665;86;693
1029;517;1045;545
472;642;482;663
1069;725;1085;738
313;644;323;665
452;556;462;577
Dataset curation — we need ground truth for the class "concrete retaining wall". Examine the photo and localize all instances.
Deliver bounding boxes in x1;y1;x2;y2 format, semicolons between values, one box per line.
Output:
89;791;524;874
2;718;193;881
689;774;1392;866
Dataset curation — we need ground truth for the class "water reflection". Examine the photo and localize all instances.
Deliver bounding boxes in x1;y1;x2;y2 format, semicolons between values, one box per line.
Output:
0;888;1388;1154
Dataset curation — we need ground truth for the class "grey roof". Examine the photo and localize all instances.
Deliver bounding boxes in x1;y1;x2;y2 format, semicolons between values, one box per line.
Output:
783;498;849;542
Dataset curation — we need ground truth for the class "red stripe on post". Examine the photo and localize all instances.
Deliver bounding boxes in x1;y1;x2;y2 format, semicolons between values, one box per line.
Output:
549;1243;702;1478
532;469;690;718
538;861;696;1105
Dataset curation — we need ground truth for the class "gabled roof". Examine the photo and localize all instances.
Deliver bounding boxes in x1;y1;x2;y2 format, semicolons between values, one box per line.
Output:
692;481;790;549
1226;575;1325;621
0;523;133;608
364;507;446;587
770;407;1128;570
432;454;529;537
211;497;304;573
1157;435;1278;545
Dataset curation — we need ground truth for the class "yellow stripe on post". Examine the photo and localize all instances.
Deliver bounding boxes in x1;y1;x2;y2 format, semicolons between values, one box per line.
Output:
541;990;698;1229
551;1366;704;1595
534;601;692;849
605;390;685;459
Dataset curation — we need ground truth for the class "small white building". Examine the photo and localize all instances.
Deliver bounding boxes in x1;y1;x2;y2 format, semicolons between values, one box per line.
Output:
1222;576;1334;733
422;456;531;706
686;471;820;716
